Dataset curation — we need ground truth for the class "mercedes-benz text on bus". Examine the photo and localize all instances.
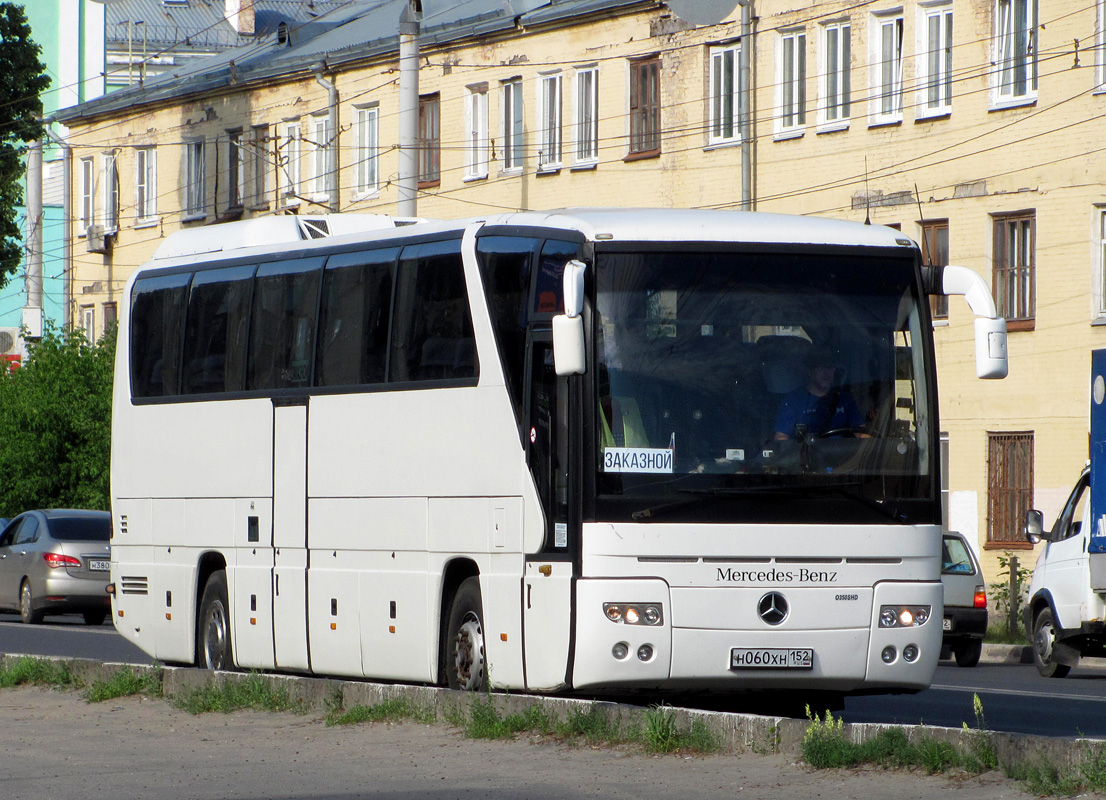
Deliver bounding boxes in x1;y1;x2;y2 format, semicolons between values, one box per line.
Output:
109;209;1007;698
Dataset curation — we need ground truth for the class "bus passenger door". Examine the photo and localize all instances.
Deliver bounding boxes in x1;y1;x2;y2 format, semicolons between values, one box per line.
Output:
523;342;575;691
272;398;310;671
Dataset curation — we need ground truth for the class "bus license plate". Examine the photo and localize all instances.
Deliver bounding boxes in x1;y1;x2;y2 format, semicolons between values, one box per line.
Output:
730;648;813;669
88;559;110;572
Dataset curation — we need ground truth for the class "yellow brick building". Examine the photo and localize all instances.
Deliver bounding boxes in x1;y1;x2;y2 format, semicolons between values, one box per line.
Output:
56;0;1106;585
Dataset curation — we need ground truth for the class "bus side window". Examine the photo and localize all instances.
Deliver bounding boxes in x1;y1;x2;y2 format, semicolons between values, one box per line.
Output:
130;273;190;398
181;265;255;395
246;258;324;391
390;241;476;383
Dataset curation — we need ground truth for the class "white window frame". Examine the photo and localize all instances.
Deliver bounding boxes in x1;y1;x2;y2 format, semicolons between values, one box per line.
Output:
870;11;904;125
1099;0;1106;90
78;156;94;235
184;139;206;219
537;72;562;170
227;129;244;209
1096;206;1106;320
309;113;331;202
279;121;300;205
248;124;268;207
777;30;807;137
134;146;157;224
353;104;379;197
464;85;489;180
573;65;599;166
501;78;524;173
993;0;1037;107
708;43;741;145
916;3;953;118
101;152;119;233
81;306;94;343
819;22;850;129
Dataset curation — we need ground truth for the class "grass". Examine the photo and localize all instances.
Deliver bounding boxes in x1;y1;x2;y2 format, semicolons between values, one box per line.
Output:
0;656;81;689
171;672;304;714
326;696;435;726
1005;743;1106;797
983;623;1030;645
84;667;163;703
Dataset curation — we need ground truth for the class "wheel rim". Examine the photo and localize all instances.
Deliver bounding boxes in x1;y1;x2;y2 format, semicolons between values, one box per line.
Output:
452;612;485;690
202;599;229;670
20;584;31;620
1035;618;1056;664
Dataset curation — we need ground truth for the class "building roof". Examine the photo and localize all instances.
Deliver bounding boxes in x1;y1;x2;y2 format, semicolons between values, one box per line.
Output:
60;0;655;123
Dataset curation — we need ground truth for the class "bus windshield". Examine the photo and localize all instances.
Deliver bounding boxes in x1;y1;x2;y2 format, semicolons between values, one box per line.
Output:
594;248;934;522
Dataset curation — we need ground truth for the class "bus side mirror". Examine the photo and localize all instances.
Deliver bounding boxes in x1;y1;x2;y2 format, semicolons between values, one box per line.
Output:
939;265;1009;380
1025;509;1045;544
553;259;588;376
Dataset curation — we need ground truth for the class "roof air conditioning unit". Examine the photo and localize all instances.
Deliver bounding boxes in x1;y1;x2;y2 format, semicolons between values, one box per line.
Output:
0;327;22;356
86;224;112;254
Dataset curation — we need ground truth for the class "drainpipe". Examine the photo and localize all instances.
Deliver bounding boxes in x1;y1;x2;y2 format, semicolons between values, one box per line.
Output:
397;0;421;217
313;61;339;210
44;119;72;329
737;0;755;212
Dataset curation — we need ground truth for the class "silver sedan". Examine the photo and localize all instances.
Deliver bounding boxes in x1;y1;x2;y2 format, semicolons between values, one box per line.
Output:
0;510;111;625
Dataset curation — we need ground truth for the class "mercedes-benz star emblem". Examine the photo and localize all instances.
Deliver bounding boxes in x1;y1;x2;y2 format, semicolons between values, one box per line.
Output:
758;592;789;625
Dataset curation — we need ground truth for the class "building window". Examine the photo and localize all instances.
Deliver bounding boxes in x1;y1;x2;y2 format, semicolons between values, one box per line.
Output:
871;13;904;124
417;93;440;187
987;432;1034;548
574;66;599;164
628;56;660;157
227;129;243;209
248;124;268;206
994;0;1037;104
102;152;119;232
502;78;524;172
918;4;953;116
103;301;118;331
465;85;488;180
79;157;94;234
821;22;851;126
81;305;95;342
920;219;950;320
310;114;332;201
1099;0;1106;88
135;146;157;222
184;139;206;218
354;105;379;196
993;211;1035;329
279;122;300;204
778;31;806;134
709;43;741;145
538;72;562;169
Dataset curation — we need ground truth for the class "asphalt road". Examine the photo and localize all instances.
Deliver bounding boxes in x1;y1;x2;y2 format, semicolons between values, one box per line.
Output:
2;613;1103;738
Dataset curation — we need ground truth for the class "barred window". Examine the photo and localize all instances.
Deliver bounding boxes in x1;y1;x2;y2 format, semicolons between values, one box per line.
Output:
987;432;1034;548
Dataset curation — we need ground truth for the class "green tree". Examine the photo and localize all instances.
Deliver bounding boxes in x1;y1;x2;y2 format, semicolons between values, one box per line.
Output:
0;324;116;516
0;3;50;288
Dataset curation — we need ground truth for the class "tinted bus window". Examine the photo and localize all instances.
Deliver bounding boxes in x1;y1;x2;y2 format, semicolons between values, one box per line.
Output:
390;240;476;383
246;257;324;391
532;239;580;316
130;272;191;398
317;248;399;387
181;264;255;395
476;235;538;423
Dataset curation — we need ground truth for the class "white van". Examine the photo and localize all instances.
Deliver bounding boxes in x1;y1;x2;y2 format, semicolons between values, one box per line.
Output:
1024;465;1106;677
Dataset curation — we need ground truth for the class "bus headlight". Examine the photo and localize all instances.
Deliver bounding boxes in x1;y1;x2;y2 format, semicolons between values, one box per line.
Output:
603;603;663;625
878;605;931;628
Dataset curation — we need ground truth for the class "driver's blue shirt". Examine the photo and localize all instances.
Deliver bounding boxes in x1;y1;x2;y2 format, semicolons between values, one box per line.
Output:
775;388;865;438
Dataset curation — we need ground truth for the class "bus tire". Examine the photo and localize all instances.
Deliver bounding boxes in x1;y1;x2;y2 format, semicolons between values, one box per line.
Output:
1032;607;1071;679
196;571;234;671
445;576;487;691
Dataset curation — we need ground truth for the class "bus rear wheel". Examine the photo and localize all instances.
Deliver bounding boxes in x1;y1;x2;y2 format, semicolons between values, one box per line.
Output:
196;571;233;671
445;577;487;691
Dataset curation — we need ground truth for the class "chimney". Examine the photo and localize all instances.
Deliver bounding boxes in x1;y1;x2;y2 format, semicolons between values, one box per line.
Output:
225;0;256;36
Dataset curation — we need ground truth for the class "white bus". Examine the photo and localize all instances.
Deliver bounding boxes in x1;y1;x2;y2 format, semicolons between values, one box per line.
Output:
109;209;1007;699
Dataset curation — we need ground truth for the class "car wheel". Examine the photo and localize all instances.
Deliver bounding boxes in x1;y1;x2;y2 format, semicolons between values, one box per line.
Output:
1032;607;1072;678
196;571;233;671
83;611;107;626
953;638;983;668
19;580;43;624
444;576;487;691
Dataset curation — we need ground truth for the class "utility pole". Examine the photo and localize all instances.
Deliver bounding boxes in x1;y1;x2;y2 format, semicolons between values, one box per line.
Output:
23;138;43;339
397;0;421;217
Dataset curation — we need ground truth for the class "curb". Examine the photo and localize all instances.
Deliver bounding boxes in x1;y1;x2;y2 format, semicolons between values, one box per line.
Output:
979;644;1033;665
1;653;1101;771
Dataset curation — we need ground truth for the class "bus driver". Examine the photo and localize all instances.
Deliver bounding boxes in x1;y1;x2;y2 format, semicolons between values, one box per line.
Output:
773;345;867;440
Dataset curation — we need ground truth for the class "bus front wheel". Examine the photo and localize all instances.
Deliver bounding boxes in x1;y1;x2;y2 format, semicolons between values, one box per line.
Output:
196;571;234;671
445;577;487;691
